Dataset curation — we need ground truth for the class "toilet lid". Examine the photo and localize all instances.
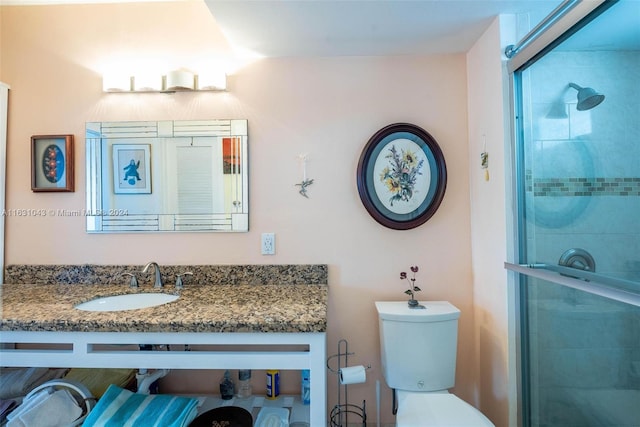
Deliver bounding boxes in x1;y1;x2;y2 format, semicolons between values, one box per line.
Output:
396;391;494;427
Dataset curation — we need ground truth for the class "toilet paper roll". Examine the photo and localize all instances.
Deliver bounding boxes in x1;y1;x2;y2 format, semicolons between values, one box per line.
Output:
339;365;366;385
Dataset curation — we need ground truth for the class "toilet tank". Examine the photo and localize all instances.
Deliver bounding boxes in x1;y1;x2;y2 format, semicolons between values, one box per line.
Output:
375;301;460;392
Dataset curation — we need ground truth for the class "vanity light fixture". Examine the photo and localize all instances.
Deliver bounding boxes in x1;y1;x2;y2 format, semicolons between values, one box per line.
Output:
165;70;195;91
102;69;227;93
134;73;163;92
102;74;132;92
197;71;227;91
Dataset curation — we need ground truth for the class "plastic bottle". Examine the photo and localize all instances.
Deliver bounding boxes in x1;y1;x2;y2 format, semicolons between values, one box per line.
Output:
219;370;235;400
301;369;310;405
266;369;280;399
237;369;252;399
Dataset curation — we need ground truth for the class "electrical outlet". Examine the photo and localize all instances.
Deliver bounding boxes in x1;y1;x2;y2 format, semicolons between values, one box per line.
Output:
261;233;275;255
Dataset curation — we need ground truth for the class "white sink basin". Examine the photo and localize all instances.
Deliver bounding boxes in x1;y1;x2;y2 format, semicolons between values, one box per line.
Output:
75;293;179;312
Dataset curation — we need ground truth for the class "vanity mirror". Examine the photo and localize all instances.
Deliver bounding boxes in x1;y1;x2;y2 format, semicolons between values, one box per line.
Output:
86;119;248;232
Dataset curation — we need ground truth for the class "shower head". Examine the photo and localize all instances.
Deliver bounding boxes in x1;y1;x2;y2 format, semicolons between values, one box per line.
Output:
568;83;605;111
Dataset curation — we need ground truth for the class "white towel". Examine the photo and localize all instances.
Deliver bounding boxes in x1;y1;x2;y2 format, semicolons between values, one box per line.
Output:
0;368;66;399
6;388;50;425
6;388;82;427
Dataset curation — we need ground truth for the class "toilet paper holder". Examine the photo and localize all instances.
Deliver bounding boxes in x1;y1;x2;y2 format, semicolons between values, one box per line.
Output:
326;339;370;427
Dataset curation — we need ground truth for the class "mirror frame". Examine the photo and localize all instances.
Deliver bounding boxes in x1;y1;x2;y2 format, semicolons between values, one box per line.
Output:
86;119;248;233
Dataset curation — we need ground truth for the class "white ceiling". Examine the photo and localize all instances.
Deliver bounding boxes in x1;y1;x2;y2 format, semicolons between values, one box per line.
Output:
204;0;562;57
5;1;638;57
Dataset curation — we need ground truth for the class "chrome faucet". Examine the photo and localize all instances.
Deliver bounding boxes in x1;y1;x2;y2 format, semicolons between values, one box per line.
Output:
142;262;164;288
175;272;193;289
122;272;139;288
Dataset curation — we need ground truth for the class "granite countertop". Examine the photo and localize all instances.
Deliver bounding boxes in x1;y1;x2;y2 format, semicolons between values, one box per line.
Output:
0;282;327;333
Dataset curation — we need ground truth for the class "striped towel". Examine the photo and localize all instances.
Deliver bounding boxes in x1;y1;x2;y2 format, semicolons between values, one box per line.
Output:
81;385;198;427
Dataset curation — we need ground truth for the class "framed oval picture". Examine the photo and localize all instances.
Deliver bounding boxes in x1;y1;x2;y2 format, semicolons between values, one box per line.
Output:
357;123;447;230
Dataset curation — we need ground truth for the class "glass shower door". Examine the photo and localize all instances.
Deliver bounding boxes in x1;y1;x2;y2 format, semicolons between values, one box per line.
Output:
512;2;640;426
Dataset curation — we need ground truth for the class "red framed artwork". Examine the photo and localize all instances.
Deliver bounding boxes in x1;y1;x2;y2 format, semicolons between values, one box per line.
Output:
31;134;74;192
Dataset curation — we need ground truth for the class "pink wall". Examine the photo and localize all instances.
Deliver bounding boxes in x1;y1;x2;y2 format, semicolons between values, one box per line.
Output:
467;17;513;427
1;2;481;424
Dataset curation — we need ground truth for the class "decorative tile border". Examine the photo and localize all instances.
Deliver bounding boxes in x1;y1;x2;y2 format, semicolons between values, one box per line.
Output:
526;174;640;197
3;264;328;286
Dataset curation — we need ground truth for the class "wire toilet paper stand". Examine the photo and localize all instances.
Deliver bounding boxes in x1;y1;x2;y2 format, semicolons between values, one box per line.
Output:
327;339;368;427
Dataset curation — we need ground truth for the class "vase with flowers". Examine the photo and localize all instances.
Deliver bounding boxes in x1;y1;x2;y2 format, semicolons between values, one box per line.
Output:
400;266;424;308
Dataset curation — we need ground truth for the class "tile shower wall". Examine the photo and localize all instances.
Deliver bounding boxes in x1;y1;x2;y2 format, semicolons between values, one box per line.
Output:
524;50;640;281
523;50;640;426
526;282;640;427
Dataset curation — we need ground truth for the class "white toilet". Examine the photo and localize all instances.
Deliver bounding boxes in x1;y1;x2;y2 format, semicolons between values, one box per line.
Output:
375;301;494;427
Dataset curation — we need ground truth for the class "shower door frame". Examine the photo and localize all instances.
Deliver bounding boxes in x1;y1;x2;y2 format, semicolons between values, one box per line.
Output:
503;1;638;425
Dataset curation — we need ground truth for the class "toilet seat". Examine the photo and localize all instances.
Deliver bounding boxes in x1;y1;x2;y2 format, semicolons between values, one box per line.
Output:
396;391;495;427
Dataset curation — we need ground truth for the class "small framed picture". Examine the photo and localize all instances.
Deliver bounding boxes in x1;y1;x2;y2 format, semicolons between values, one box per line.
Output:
356;123;447;230
31;135;74;192
112;144;151;194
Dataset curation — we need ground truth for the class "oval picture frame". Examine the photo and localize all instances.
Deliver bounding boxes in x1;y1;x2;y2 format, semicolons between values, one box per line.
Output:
356;123;447;230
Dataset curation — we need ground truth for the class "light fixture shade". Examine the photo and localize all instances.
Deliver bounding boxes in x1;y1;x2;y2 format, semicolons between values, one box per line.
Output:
134;73;162;91
165;70;195;91
197;72;227;91
103;74;131;92
103;66;227;93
